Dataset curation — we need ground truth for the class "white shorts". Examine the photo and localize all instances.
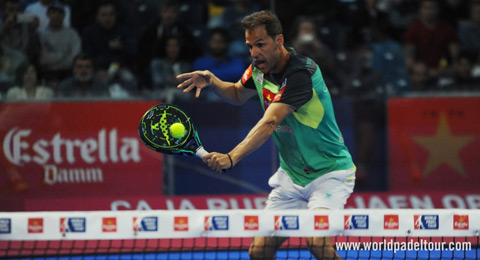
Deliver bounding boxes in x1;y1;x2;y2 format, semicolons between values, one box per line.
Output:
265;167;355;210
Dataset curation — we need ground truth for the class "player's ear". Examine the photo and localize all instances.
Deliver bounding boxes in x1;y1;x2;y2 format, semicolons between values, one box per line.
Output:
275;34;284;45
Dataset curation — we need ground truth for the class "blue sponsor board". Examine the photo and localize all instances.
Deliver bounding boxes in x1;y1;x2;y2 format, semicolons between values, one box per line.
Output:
345;215;369;230
62;217;86;233
0;218;11;234
137;216;158;232
275;216;299;230
415;215;439;230
205;216;229;231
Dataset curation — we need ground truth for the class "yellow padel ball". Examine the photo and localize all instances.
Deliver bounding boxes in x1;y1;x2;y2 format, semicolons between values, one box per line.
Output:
170;122;186;138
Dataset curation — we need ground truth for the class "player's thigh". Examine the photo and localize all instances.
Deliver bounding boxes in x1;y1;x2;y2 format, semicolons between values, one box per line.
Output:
249;236;289;254
307;169;355;210
306;207;335;247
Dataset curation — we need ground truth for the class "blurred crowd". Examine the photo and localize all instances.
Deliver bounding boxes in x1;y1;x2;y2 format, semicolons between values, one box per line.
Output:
0;0;478;102
1;0;479;192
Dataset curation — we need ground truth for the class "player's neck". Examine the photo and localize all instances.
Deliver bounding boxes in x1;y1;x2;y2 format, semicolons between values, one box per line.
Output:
271;46;290;74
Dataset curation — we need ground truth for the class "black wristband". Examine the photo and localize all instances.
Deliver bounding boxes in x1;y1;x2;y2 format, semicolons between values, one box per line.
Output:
227;153;233;170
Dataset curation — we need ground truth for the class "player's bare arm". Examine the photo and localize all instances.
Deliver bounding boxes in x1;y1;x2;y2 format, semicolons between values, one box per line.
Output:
176;71;256;105
204;103;293;172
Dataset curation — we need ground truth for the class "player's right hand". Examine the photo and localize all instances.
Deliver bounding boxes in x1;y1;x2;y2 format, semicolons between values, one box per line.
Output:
202;152;231;173
176;70;213;98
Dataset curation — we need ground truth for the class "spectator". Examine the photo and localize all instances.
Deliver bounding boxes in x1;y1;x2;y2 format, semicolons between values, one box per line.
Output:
409;61;438;92
137;0;197;82
81;1;130;78
458;1;480;56
209;0;261;60
0;44;27;92
0;0;40;62
5;61;53;100
116;0;157;65
38;2;80;88
67;0;98;34
404;0;459;76
439;0;470;29
24;0;71;31
368;12;410;97
193;27;245;83
56;54;109;99
290;16;343;95
150;35;192;102
344;0;394;48
436;51;480;91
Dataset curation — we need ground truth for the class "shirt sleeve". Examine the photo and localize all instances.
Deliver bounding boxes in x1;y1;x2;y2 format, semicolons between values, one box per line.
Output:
240;64;256;89
273;70;313;111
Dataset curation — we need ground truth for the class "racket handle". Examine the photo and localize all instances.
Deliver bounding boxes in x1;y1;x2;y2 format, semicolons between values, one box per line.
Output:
195;146;226;173
195;146;208;158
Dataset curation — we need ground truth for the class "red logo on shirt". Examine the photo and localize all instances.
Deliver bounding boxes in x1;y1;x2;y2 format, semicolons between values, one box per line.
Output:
262;88;276;109
242;64;253;85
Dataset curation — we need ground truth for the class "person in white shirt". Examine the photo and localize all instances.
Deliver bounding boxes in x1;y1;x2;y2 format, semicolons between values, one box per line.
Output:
6;62;53;100
24;0;71;32
37;2;80;87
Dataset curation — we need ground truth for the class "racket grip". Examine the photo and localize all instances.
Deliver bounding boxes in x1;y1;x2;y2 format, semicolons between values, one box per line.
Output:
195;146;208;158
195;146;226;173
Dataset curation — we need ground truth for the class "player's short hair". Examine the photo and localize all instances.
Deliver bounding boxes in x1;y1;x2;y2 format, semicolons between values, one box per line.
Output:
241;10;283;39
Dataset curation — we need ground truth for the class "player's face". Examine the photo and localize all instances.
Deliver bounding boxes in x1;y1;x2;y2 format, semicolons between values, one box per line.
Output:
245;25;283;74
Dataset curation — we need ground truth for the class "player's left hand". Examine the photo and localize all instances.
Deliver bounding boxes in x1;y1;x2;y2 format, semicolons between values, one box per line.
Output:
202;152;232;173
176;70;212;98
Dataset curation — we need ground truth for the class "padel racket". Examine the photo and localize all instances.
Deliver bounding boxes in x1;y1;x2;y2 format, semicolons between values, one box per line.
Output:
138;104;208;158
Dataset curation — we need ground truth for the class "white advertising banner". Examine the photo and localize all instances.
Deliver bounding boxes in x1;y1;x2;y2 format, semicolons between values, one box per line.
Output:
1;209;478;241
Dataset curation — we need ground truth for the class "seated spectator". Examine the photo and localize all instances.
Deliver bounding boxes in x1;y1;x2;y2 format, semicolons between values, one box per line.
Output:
38;3;81;88
368;14;410;97
81;1;131;80
6;62;53;100
439;0;470;30
0;43;27;92
409;61;438;92
116;0;157;65
344;0;394;47
193;27;245;83
458;1;480;57
24;0;71;31
0;0;40;62
150;35;192;103
209;0;261;60
290;16;342;95
56;54;109;99
138;0;198;82
404;0;459;76
436;51;480;91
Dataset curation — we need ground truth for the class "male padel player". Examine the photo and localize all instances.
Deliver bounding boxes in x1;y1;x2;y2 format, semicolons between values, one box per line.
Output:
177;10;355;260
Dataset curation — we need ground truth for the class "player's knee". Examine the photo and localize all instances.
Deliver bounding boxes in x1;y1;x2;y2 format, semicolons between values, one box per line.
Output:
248;243;275;260
306;237;339;259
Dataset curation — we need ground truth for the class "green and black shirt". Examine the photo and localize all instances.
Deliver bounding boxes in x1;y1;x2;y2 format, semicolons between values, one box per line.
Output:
241;49;355;186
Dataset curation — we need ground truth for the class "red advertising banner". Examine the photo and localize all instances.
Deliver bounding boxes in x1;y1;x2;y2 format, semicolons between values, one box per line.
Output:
388;97;480;191
21;192;480;211
0;101;163;211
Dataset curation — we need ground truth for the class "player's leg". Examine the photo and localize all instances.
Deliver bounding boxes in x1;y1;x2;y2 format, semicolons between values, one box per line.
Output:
249;236;288;260
249;167;307;259
304;167;356;260
305;208;340;259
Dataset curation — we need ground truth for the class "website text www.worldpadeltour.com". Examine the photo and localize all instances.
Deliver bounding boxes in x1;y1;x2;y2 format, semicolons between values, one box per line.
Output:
336;239;472;253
